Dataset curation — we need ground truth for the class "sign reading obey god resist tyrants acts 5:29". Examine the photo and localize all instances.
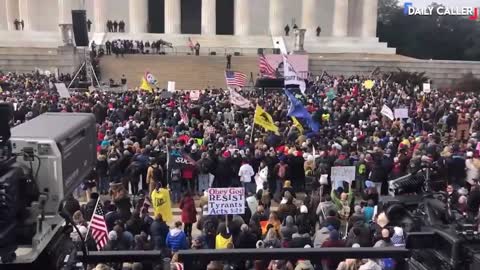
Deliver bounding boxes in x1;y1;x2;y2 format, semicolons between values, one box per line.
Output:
207;188;245;215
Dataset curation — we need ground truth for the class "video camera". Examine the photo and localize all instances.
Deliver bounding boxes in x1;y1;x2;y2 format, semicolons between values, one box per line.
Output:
0;103;97;267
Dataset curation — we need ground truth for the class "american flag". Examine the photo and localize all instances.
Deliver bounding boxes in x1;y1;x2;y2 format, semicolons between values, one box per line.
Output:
88;200;108;251
259;54;276;78
225;71;247;87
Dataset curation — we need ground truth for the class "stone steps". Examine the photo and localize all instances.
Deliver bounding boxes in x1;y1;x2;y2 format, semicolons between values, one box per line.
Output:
99;54;258;89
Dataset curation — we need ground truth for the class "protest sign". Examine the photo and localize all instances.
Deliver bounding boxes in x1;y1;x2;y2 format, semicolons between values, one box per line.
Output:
190;90;200;101
331;166;355;189
423;83;431;93
55;83;71;98
167;81;176;92
207;188;245;215
394;108;409;119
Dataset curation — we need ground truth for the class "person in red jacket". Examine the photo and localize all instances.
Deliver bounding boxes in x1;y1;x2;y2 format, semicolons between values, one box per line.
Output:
180;191;197;238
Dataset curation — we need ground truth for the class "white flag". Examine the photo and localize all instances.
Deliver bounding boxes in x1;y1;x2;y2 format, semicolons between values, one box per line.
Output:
381;105;394;121
229;87;251;109
283;55;306;94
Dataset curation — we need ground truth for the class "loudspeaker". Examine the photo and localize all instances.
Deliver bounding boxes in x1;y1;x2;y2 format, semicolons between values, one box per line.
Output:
273;48;281;54
71;10;89;47
257;48;264;55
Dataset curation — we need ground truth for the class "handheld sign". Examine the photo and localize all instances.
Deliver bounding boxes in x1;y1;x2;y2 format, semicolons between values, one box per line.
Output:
331;166;355;189
207;188;245;215
394;108;409;119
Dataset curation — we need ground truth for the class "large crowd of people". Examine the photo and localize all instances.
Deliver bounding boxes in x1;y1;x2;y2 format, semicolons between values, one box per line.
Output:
1;69;480;270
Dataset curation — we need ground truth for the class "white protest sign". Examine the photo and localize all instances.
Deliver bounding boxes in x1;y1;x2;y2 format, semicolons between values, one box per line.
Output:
331;166;355;189
167;81;176;92
423;83;431;93
190;90;200;101
54;83;71;98
394;108;409;119
207;188;245;215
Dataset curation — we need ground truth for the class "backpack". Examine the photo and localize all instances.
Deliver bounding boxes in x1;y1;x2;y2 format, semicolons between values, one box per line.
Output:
171;168;181;182
152;166;162;183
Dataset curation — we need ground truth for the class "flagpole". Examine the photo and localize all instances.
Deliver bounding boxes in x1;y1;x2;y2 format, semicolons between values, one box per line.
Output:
250;121;255;144
85;197;101;242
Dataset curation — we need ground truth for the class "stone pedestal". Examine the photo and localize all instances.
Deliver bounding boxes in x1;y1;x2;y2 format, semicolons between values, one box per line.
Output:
293;28;306;54
59;24;74;46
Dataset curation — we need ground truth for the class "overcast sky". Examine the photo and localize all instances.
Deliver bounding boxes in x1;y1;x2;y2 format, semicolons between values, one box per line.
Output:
399;0;480;8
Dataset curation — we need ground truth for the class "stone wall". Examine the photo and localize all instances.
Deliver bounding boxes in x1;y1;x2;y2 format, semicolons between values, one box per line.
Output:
309;58;480;88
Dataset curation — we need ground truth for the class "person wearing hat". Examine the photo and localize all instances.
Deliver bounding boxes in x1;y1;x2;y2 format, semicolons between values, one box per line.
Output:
321;229;345;270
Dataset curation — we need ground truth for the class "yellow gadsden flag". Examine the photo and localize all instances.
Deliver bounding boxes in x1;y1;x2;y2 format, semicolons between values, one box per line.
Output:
254;105;279;134
151;188;173;222
139;71;157;93
291;116;304;134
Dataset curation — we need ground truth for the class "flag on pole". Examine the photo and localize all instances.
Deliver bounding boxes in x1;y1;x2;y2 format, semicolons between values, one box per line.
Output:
254;105;279;134
381;104;394;121
178;106;189;124
284;89;319;132
283;55;306;94
259;54;276;78
229;87;251;108
88;199;108;251
291;116;304;134
225;71;247;87
139;71;157;93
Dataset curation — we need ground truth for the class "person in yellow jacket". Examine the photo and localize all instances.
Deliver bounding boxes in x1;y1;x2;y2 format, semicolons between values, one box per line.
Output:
151;182;173;223
215;223;233;249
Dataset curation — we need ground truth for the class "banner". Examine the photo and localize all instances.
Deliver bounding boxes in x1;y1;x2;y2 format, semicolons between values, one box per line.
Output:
258;54;309;79
331;166;356;189
283;55;306;94
229;88;251;108
254;105;279;133
55;83;71;98
381;105;394;121
422;83;431;93
394;108;409;119
168;149;196;169
207;188;245;215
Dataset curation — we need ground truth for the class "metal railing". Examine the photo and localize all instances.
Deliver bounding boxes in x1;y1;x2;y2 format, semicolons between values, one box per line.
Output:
177;247;411;269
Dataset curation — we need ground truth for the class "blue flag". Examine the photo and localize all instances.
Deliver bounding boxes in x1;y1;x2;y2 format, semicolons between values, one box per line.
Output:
284;89;319;132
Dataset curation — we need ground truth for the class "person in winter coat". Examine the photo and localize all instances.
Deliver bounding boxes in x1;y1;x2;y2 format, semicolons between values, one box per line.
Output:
369;152;393;195
278;192;298;221
348;205;365;229
215;223;233;249
316;194;338;224
280;216;298;245
313;226;331;248
63;194;81;217
321;230;345;270
150;213;169;250
180;191;197;238
235;224;258;248
96;152;109;194
465;151;480;187
166;221;188;252
82;192;100;221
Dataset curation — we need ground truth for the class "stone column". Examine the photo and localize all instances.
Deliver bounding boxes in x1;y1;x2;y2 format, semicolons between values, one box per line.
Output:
165;0;181;34
235;0;250;35
332;0;348;37
18;0;38;31
201;0;216;35
0;0;7;30
361;0;378;37
59;0;81;24
129;0;148;33
6;0;20;31
269;0;286;36
301;0;318;36
93;0;108;32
